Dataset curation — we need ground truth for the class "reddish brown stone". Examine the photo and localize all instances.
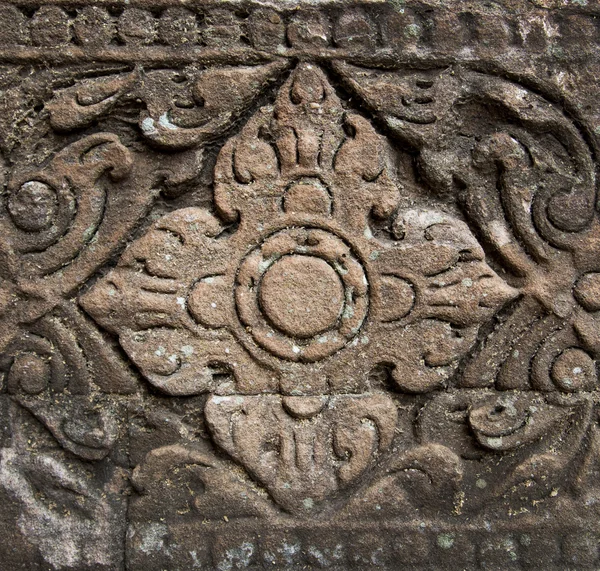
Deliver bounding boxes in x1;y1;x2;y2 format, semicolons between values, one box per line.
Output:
1;1;600;569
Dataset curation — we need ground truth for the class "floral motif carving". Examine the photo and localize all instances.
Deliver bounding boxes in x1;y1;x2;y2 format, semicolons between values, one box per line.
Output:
46;63;287;149
205;393;397;512
80;64;520;509
0;134;138;460
1;5;600;566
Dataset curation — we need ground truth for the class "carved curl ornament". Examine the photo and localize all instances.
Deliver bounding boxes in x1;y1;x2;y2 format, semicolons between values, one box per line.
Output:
75;64;521;510
1;41;600;564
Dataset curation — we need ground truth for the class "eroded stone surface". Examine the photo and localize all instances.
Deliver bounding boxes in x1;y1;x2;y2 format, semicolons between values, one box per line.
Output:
1;1;600;569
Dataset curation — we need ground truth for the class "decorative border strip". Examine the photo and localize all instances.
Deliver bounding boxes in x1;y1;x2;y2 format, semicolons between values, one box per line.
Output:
128;519;600;569
0;2;597;63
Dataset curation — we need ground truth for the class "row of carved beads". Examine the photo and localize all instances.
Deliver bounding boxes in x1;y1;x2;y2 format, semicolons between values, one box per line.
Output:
0;3;594;57
202;527;599;569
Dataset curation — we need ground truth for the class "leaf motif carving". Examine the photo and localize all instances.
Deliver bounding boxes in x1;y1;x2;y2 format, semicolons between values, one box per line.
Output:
205;393;397;514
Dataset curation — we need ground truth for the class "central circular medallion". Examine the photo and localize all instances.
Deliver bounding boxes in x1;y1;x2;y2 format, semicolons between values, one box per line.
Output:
235;227;368;362
259;255;344;338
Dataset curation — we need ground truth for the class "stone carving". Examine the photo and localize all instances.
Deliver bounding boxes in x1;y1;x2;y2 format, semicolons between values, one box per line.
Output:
82;65;517;398
1;1;600;568
80;64;520;513
205;393;397;512
0;60;287;467
47;63;287;149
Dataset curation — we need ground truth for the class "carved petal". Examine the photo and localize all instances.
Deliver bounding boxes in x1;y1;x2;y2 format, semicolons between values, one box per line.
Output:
375;209;518;327
131;445;274;520
205;393;397;512
139;63;289;149
368;209;517;392
47;71;139;131
417;390;593;513
214;63;398;232
419;260;519;327
80;208;232;335
120;328;277;396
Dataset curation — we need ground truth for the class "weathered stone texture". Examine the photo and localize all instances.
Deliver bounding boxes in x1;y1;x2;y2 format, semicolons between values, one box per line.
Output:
1;0;600;569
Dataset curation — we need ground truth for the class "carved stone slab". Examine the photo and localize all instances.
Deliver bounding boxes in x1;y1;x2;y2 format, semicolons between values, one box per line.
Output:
1;1;600;569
